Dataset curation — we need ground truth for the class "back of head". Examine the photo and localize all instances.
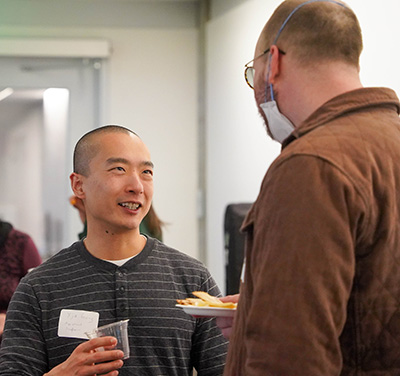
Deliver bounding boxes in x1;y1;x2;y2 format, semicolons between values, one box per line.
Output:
260;0;363;68
73;125;138;177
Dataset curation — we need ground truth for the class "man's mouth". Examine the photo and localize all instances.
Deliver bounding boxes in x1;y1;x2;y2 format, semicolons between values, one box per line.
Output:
119;202;141;210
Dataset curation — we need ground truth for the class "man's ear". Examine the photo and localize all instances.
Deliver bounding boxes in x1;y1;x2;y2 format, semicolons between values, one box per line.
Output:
70;172;85;199
267;45;282;84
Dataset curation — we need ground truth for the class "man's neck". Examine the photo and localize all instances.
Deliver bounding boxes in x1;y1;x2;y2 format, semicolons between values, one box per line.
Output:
83;230;146;261
281;60;363;127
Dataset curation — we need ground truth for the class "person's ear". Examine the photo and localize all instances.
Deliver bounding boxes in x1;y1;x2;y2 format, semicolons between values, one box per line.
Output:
70;172;85;199
267;45;282;84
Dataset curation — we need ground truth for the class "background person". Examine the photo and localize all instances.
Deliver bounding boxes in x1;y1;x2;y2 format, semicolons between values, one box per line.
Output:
139;204;164;241
0;125;228;375
0;220;42;344
221;0;400;375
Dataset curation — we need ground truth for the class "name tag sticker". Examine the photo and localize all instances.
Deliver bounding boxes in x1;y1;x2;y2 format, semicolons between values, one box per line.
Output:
58;309;99;339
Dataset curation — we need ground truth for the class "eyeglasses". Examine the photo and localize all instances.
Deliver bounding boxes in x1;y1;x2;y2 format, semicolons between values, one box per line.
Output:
244;48;286;89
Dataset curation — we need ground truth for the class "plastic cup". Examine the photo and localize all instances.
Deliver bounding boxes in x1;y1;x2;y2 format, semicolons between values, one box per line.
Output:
86;319;130;359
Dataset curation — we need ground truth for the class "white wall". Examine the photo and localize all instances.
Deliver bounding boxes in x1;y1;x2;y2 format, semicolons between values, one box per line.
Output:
205;0;400;292
205;0;282;290
104;28;199;256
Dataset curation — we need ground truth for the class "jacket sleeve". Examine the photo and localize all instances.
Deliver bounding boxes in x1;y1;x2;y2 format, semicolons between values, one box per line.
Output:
0;277;49;375
192;273;229;376
241;154;366;375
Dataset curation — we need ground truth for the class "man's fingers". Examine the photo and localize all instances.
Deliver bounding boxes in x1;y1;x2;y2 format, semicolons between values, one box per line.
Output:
216;316;234;329
219;294;240;304
90;349;125;364
80;336;118;353
89;357;124;375
101;371;120;376
83;337;125;365
216;316;235;340
43;337;124;376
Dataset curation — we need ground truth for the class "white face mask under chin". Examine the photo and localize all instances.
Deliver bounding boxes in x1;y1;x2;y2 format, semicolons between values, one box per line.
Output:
260;100;295;144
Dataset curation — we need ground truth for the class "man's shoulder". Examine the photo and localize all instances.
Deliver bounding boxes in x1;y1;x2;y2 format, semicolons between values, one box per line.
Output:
25;241;83;278
148;239;210;275
152;239;204;263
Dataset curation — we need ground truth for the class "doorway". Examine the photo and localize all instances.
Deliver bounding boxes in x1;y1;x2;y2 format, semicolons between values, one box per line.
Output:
0;56;104;258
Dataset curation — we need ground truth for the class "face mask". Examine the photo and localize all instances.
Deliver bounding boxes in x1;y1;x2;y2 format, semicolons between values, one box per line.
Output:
260;98;294;144
260;66;295;144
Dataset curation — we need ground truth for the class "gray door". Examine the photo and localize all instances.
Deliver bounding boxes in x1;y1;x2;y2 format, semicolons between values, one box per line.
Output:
0;56;104;258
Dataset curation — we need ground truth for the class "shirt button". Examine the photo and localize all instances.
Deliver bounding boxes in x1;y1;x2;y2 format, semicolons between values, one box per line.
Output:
119;286;125;293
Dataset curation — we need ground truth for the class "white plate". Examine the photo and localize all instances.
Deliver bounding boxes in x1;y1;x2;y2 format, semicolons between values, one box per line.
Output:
176;304;236;318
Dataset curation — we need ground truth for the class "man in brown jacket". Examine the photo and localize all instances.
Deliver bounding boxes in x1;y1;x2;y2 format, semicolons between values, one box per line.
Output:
220;0;400;374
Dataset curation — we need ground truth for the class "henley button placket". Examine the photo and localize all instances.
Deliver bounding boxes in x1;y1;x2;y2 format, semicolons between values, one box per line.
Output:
115;267;129;319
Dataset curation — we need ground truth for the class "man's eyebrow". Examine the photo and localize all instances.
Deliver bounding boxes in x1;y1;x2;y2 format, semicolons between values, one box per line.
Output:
106;157;129;165
143;161;155;169
105;157;154;168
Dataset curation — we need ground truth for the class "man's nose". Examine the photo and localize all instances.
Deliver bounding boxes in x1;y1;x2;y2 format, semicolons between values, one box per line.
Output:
127;172;144;194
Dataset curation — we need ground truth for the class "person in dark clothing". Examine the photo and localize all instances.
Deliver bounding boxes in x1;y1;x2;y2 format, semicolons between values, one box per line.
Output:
0;221;41;343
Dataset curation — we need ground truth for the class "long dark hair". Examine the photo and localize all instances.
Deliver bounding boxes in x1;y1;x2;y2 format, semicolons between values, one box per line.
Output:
143;205;165;240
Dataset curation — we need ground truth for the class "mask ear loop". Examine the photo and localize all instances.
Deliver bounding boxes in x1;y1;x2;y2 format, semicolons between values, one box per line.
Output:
270;84;275;102
264;0;347;102
265;53;275;102
269;50;275;102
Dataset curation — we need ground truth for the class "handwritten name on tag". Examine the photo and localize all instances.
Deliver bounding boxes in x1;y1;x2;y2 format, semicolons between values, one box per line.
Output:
58;309;99;339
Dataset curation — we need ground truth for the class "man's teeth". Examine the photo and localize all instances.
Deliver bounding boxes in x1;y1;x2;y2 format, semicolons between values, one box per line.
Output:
120;202;140;210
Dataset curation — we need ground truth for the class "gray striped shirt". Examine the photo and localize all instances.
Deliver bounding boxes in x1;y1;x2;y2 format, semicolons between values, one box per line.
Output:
0;237;228;375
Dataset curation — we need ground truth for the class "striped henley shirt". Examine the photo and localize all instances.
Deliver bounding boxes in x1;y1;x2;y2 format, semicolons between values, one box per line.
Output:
0;237;228;375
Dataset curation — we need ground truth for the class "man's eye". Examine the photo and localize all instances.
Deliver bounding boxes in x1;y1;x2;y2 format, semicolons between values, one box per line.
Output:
115;167;125;172
143;169;153;175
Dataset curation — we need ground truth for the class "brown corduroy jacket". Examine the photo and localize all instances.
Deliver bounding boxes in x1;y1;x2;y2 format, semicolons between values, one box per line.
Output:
224;88;400;375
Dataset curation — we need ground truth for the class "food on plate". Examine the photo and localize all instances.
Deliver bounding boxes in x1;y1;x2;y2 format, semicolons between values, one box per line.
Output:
176;291;237;309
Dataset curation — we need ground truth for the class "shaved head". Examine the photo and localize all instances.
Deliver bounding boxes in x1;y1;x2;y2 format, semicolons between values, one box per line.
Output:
73;125;139;176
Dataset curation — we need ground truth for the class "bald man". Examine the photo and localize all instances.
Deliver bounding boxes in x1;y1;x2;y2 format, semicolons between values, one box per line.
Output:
0;125;228;376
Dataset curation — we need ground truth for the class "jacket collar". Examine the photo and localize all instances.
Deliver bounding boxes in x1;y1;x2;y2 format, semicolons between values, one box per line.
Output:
282;87;400;149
